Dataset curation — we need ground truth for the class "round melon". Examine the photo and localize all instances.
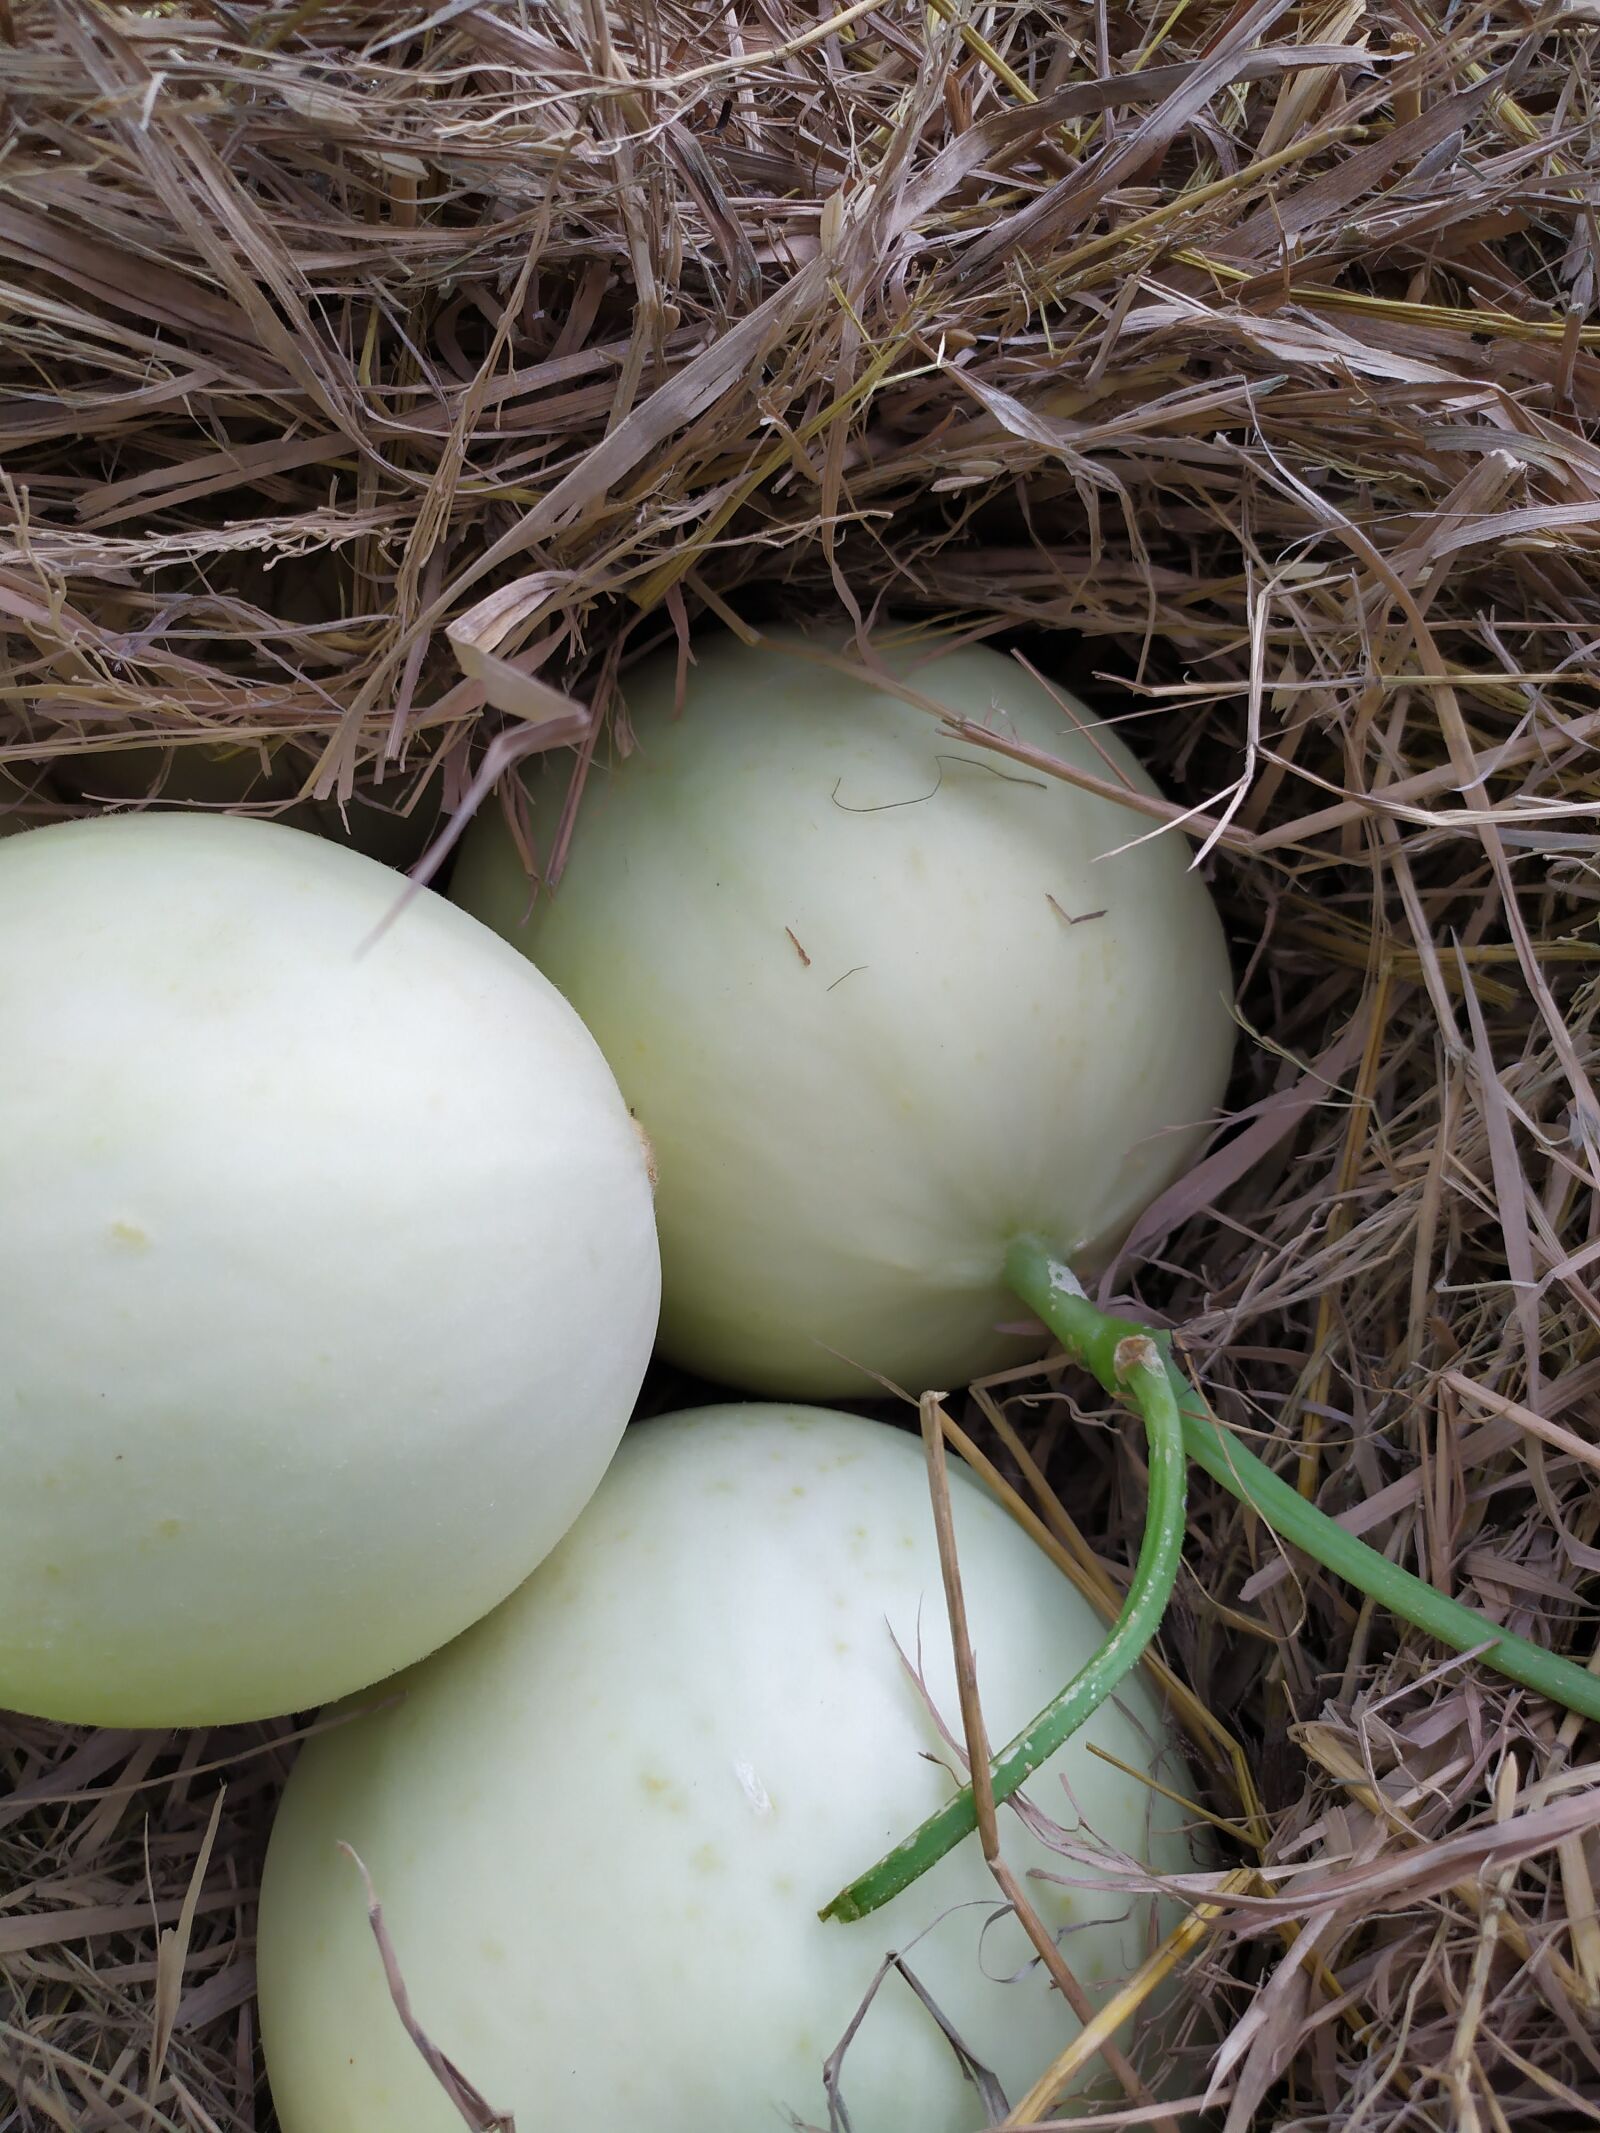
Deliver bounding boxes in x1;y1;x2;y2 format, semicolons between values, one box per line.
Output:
452;626;1234;1398
0;814;660;1725
258;1403;1206;2133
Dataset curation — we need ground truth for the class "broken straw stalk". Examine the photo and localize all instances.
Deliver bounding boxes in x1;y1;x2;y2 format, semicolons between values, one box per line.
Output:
824;1239;1600;1923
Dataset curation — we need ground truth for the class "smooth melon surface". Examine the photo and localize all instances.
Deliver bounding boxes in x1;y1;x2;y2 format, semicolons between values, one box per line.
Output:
453;627;1235;1396
0;814;660;1725
259;1403;1205;2133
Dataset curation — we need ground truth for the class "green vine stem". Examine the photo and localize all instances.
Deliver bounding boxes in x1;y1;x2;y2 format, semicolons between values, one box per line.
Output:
824;1239;1600;1927
820;1312;1187;1924
1005;1238;1600;1726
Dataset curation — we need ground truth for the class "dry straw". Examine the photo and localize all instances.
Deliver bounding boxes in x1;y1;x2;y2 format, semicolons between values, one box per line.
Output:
3;0;1600;2126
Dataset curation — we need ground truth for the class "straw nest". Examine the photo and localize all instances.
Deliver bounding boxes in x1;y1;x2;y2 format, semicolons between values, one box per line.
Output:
4;2;1600;2127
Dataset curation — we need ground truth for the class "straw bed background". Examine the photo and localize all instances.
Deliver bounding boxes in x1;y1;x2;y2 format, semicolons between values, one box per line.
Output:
3;0;1600;2126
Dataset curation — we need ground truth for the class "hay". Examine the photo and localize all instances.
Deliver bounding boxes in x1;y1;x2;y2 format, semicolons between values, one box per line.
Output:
3;0;1599;2125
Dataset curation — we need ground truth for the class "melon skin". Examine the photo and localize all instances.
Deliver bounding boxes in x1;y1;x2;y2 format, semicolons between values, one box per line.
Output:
0;812;660;1727
257;1403;1207;2133
452;627;1236;1398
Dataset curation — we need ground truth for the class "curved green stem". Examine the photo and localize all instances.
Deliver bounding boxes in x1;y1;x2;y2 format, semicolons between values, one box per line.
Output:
1006;1238;1600;1727
820;1309;1187;1924
825;1238;1600;1930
